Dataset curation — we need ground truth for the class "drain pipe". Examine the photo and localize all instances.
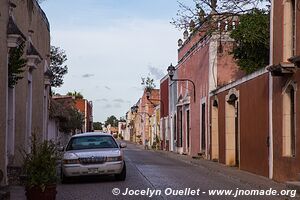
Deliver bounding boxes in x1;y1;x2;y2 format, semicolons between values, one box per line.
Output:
268;0;274;180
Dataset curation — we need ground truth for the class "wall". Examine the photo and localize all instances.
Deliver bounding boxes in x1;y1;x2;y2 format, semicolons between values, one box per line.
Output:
212;72;269;177
0;0;9;186
13;0;50;166
271;0;300;182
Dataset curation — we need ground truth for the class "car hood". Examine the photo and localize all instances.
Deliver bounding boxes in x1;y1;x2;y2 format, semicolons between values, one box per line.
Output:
63;148;121;159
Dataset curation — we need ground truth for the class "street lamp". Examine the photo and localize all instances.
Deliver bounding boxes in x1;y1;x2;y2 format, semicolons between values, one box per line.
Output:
146;90;164;115
167;63;176;80
167;63;196;102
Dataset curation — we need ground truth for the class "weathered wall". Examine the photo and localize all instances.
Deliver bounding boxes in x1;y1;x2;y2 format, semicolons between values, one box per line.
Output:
0;0;9;186
271;0;300;182
11;0;50;166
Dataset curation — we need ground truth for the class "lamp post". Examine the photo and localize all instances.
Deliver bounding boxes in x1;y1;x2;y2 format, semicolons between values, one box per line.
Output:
167;63;196;102
146;91;164;115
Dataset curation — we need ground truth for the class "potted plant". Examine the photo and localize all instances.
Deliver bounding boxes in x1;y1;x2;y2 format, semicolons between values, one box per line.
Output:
22;134;58;200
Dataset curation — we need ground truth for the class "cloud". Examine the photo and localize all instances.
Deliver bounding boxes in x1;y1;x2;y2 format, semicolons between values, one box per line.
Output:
82;73;94;78
113;98;125;103
105;86;111;90
96;98;108;102
103;104;112;109
148;66;165;80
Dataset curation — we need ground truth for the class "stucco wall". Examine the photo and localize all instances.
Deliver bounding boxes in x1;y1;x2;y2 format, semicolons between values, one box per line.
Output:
9;0;50;166
0;0;9;185
271;0;300;182
213;73;269;177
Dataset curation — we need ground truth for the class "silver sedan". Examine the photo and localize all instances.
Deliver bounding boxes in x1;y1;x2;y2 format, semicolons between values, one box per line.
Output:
61;132;126;183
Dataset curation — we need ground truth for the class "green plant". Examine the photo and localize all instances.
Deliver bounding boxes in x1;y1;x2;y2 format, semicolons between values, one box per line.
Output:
50;45;68;87
22;134;58;191
141;76;156;92
230;9;270;73
8;42;27;88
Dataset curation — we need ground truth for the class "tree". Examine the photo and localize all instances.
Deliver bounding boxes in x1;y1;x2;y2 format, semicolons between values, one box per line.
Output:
49;46;68;87
59;108;84;134
93;122;103;130
171;0;270;31
66;91;83;99
105;115;118;127
230;9;270;73
119;117;126;123
141;76;156;92
49;98;84;134
8;42;27;88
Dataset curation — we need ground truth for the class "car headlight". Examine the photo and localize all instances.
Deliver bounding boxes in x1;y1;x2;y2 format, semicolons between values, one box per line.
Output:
106;156;122;162
63;159;80;164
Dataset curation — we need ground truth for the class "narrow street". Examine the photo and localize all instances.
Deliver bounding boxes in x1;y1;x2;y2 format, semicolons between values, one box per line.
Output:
49;142;290;200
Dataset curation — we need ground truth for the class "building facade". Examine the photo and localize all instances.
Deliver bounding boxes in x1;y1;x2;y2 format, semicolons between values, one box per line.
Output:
172;21;244;157
0;0;50;186
209;0;300;182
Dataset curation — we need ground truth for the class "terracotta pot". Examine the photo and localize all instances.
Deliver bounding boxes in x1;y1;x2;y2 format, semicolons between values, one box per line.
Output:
25;185;57;200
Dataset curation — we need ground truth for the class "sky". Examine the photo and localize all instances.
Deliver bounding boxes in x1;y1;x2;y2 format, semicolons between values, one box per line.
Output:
40;0;189;122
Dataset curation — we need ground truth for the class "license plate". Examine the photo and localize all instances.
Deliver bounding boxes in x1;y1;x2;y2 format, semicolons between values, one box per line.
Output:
88;168;98;174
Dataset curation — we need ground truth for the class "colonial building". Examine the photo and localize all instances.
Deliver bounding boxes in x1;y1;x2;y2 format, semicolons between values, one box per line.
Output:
209;0;300;182
269;0;300;182
169;18;243;157
0;0;50;186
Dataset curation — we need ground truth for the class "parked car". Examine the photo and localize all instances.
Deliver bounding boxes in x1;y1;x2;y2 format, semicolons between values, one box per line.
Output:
61;132;127;183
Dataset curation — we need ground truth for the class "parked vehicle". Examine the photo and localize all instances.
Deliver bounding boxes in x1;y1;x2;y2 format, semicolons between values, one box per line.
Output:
61;132;127;183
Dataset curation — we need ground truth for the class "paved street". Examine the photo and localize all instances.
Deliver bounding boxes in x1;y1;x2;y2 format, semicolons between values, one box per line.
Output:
11;142;295;200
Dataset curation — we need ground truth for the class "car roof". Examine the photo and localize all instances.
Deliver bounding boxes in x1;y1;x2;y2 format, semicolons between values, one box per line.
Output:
71;132;112;138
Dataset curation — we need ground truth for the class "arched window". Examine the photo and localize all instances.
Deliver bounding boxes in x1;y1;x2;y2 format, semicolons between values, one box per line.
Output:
283;0;296;61
282;83;297;157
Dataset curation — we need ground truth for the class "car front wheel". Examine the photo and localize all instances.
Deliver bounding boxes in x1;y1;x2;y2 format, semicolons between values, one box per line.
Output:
115;162;126;181
61;169;72;184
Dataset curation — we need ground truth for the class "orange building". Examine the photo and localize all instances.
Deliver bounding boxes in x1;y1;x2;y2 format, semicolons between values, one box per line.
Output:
75;99;93;133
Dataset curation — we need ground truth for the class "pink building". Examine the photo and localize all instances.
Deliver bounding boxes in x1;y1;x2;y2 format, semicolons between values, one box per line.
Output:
171;20;244;157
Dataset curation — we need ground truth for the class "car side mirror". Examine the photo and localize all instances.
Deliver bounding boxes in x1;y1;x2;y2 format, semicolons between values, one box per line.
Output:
58;146;65;152
119;143;127;148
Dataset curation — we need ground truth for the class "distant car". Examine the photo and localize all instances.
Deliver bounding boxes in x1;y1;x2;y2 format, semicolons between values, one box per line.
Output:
61;132;126;183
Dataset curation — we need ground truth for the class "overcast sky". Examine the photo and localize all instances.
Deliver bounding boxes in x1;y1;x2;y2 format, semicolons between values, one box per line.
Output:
41;0;188;122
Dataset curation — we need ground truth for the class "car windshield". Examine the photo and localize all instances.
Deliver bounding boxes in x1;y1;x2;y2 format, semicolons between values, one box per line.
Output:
66;135;118;151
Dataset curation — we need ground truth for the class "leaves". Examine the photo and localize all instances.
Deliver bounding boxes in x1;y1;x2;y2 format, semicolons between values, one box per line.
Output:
171;0;270;31
230;9;270;73
141;76;156;92
93;122;103;130
105;115;119;127
49;98;84;134
8;42;27;88
66;91;83;99
59;107;84;134
23;134;58;189
49;46;68;87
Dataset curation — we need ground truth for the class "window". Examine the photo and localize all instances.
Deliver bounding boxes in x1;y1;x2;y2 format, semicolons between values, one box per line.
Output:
283;0;296;61
201;103;206;152
282;84;296;157
178;110;183;147
66;136;118;151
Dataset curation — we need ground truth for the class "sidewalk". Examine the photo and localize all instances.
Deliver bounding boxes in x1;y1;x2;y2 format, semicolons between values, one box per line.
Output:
128;141;293;195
